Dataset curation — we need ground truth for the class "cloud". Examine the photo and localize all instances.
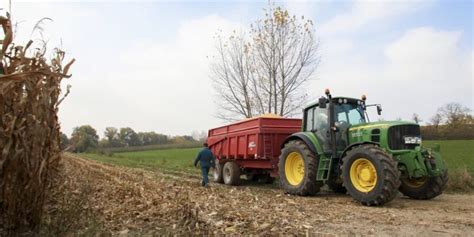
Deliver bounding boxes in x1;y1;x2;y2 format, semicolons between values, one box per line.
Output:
95;15;241;136
381;27;472;119
319;0;430;36
7;1;471;137
384;27;464;80
10;1;245;136
284;0;321;19
311;26;472;123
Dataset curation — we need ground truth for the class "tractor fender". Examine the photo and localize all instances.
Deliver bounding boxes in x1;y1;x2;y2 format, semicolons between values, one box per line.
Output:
281;132;319;155
341;141;380;158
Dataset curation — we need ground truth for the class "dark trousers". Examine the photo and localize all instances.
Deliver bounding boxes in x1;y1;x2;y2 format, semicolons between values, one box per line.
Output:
201;166;210;186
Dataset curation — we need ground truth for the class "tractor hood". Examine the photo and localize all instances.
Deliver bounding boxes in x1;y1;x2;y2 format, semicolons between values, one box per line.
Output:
348;121;421;150
348;121;418;131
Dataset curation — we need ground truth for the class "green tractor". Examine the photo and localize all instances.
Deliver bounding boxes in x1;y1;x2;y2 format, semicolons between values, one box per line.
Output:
279;89;448;206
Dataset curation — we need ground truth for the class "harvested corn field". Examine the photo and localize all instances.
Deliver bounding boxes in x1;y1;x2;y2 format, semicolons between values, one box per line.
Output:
47;153;474;236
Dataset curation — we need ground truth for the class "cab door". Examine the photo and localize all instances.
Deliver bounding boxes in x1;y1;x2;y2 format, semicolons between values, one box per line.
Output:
304;105;331;152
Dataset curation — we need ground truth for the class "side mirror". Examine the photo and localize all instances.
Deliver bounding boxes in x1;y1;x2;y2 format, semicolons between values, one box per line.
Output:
318;97;327;108
377;105;382;115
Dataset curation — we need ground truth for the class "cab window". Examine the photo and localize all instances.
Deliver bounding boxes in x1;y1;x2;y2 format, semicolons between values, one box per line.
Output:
305;107;314;131
305;106;328;131
335;103;366;125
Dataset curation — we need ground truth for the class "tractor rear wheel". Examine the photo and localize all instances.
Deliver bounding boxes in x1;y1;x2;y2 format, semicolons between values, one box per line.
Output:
399;170;448;200
223;162;240;186
342;145;401;206
213;162;224;184
278;140;323;196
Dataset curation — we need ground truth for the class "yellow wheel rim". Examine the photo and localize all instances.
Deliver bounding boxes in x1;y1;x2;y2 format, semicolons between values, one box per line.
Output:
350;158;377;192
285;152;305;186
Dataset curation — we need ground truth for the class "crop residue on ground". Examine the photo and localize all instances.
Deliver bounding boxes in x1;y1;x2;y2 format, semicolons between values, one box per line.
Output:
44;154;474;235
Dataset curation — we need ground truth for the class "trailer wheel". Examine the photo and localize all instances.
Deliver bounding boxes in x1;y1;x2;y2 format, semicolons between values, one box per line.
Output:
342;144;401;206
279;140;323;196
213;162;224;184
223;162;240;186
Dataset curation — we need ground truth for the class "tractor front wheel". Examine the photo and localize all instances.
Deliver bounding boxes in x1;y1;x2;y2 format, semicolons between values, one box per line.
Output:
278;140;323;196
399;170;448;200
342;145;401;206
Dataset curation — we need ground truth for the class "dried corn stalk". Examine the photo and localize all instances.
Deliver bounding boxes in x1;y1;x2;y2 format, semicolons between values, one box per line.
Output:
0;15;74;233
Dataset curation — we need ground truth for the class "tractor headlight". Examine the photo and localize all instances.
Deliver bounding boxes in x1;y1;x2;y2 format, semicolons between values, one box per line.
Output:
404;136;421;144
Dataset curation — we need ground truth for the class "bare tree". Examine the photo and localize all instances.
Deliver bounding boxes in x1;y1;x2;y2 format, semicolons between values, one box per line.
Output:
429;103;473;128
211;32;255;120
412;113;422;124
429;113;442;128
252;6;319;116
437;103;472;126
191;130;208;142
211;3;319;120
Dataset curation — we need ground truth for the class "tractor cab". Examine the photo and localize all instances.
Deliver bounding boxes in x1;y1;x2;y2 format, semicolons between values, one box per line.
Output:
303;91;370;155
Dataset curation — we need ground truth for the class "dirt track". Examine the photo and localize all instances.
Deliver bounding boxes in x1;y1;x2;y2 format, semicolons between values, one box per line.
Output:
60;154;474;236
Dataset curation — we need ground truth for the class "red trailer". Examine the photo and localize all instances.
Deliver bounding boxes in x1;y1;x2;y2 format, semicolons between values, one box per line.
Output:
207;116;302;185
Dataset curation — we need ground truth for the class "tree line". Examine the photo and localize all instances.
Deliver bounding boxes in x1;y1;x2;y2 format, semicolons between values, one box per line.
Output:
61;126;207;153
418;103;473;140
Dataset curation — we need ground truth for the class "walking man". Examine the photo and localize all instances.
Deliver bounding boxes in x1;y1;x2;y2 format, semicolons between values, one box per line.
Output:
194;143;215;187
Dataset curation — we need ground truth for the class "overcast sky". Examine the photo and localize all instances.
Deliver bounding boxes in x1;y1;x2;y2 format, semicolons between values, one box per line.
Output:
4;0;473;137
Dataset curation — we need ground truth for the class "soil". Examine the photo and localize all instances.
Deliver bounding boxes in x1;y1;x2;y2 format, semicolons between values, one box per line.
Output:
58;154;474;236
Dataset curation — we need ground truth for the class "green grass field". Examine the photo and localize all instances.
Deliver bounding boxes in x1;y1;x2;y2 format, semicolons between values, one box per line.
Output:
82;148;201;173
81;140;474;175
424;140;474;174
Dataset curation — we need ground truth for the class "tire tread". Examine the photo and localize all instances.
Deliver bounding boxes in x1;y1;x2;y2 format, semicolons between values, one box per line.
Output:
343;144;401;206
279;140;323;196
400;169;448;200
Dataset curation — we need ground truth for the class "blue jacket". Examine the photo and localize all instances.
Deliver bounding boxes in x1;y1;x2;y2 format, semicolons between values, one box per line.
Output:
194;147;215;168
